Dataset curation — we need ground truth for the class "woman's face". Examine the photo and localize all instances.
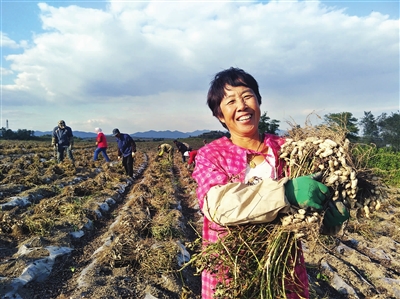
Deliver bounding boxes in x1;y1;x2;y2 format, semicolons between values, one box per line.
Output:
218;84;261;137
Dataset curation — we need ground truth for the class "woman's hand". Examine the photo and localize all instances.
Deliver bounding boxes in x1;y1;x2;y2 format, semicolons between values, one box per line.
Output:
323;201;349;227
284;176;330;210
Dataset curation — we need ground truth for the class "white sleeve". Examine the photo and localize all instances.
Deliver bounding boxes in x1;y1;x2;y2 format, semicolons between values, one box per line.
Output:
202;177;291;226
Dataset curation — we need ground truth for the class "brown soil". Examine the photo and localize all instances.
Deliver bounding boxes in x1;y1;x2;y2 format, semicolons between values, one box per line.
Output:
0;139;399;299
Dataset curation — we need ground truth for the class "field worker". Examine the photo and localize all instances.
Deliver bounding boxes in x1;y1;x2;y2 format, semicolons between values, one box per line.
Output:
93;128;110;162
52;120;75;164
112;128;136;178
183;142;192;151
173;140;189;162
187;149;198;169
157;143;174;162
192;67;349;299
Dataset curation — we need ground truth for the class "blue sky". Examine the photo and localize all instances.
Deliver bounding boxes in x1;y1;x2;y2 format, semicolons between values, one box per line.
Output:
1;0;399;134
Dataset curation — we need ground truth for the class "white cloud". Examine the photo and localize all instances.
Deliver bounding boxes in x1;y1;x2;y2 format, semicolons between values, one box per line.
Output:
1;67;14;76
1;0;398;133
1;32;26;49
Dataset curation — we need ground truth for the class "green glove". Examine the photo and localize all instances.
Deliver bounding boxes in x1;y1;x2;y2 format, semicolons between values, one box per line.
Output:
323;201;349;228
285;176;330;210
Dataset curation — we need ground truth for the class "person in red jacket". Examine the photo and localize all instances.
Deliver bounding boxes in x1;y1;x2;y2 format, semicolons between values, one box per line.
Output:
187;149;198;169
93;127;111;162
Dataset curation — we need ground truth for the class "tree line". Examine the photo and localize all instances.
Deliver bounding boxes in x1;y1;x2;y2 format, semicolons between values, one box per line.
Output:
255;110;399;151
1;110;399;151
0;128;36;140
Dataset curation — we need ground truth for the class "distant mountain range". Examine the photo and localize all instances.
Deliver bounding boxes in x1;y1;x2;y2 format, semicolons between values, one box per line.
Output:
34;129;212;139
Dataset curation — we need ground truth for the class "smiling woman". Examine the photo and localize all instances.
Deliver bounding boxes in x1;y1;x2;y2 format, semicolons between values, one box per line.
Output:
217;85;261;144
191;67;349;299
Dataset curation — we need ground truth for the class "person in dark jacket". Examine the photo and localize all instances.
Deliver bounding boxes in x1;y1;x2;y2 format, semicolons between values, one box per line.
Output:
113;128;136;177
93;127;110;162
52;120;75;164
173;139;189;162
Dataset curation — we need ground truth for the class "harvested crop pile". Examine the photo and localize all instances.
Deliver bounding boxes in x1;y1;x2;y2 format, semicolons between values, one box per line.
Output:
186;125;389;299
280;124;386;217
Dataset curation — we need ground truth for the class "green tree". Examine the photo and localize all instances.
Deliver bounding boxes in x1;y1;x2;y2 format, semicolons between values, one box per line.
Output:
0;127;16;139
377;111;400;151
359;111;380;145
324;112;359;141
16;129;35;140
0;127;35;140
258;111;280;135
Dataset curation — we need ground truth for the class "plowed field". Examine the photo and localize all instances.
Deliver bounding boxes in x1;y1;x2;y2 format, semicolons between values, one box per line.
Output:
0;139;399;299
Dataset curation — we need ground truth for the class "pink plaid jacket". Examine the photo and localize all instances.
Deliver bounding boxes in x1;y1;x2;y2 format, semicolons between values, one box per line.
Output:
192;134;309;299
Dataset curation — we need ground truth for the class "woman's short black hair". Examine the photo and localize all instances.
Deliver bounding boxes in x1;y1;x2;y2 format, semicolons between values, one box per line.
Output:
207;67;262;129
